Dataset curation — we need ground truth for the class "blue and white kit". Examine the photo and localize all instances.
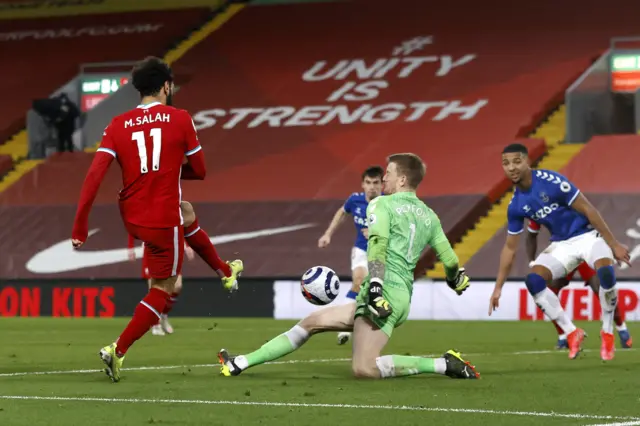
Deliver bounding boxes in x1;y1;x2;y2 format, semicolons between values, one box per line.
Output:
343;192;369;271
507;170;613;278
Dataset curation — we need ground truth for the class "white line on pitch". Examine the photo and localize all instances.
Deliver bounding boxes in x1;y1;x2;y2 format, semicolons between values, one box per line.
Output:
0;395;638;422
0;347;633;378
0;357;352;378
585;421;640;426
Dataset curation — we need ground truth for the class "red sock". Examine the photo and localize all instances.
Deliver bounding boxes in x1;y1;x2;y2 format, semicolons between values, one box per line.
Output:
184;219;231;277
614;305;625;327
116;288;169;357
162;292;179;315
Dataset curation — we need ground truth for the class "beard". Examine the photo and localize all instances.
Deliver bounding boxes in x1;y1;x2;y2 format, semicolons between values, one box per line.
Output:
166;90;174;106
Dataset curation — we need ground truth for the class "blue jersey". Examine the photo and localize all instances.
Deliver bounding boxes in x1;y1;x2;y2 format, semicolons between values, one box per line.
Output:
507;170;591;242
343;192;369;251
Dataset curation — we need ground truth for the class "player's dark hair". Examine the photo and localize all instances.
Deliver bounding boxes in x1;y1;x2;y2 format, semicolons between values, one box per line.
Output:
131;56;173;97
361;165;384;181
502;143;528;155
387;153;426;188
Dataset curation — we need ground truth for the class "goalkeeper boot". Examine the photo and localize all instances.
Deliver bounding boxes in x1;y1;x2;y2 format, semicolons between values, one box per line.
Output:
222;260;244;292
99;343;124;383
218;349;242;376
443;349;479;379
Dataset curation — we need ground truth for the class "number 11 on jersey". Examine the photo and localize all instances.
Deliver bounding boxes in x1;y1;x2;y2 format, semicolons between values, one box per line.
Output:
132;128;162;173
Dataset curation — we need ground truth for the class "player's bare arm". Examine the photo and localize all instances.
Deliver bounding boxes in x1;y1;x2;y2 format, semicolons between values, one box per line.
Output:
570;193;630;265
364;198;393;318
489;233;520;315
367;235;387;282
366;233;391;318
318;207;347;248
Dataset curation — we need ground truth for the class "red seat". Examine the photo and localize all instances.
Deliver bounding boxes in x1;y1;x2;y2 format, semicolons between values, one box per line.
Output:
0;8;211;143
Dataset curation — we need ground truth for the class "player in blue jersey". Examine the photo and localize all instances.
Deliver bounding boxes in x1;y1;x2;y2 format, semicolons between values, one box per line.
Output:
318;165;384;345
489;143;630;361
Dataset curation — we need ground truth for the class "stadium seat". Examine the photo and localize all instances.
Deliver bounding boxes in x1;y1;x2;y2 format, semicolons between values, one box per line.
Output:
0;8;213;145
2;0;639;280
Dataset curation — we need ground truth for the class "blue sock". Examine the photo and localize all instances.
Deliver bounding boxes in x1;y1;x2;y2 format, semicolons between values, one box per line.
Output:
597;265;616;290
346;290;358;300
525;273;547;296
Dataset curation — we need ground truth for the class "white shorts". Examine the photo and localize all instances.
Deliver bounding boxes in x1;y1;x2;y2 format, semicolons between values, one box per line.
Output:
533;230;613;279
351;247;368;271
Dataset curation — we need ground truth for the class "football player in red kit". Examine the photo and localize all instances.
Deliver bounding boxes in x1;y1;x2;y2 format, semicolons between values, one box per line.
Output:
72;57;244;382
526;220;632;349
128;201;195;336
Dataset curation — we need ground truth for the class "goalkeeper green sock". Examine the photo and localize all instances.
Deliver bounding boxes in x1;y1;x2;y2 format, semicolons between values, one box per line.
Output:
234;325;310;370
375;355;446;378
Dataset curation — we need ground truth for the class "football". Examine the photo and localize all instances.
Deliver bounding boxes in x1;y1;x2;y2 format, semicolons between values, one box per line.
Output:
300;266;340;305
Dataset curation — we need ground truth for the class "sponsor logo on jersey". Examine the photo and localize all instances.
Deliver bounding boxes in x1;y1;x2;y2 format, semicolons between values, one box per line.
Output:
530;203;559;221
539;192;549;203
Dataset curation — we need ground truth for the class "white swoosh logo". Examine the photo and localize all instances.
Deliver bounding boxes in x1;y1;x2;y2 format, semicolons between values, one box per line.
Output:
26;224;315;274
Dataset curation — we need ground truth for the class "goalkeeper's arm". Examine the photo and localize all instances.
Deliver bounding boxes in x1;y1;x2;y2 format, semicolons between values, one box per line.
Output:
367;234;388;283
430;224;459;280
366;234;392;318
430;223;470;295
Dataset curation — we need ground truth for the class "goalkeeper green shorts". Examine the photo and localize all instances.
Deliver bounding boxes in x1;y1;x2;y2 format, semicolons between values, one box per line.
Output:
354;279;411;338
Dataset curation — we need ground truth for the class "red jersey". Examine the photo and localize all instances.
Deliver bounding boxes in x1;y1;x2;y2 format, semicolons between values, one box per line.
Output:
72;102;206;242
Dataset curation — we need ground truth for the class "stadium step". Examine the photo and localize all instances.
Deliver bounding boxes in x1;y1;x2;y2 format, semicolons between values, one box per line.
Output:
84;3;244;152
0;130;28;161
428;105;576;279
0;130;35;194
0;3;245;193
0;159;43;193
0;2;245;190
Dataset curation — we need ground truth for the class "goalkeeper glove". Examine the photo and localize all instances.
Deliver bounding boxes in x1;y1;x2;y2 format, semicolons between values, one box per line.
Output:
446;267;470;296
368;280;392;319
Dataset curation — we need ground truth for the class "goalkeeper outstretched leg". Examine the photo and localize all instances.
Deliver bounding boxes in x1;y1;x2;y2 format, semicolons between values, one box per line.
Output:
218;303;355;376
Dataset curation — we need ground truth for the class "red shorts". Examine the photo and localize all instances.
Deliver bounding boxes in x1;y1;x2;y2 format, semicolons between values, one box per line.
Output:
566;262;596;282
126;223;184;280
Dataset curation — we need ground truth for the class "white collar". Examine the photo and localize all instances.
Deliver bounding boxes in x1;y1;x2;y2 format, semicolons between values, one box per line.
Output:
136;101;162;109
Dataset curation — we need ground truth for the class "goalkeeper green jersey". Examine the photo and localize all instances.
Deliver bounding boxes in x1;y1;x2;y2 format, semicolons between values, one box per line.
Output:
366;191;457;293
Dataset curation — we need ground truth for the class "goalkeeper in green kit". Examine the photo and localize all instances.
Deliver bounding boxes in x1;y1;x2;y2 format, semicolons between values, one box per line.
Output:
218;153;480;380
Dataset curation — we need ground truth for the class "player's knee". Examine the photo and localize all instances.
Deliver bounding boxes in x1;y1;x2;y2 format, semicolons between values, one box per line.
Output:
174;275;183;292
298;312;324;335
180;201;196;227
525;273;547;296
597;265;616;290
